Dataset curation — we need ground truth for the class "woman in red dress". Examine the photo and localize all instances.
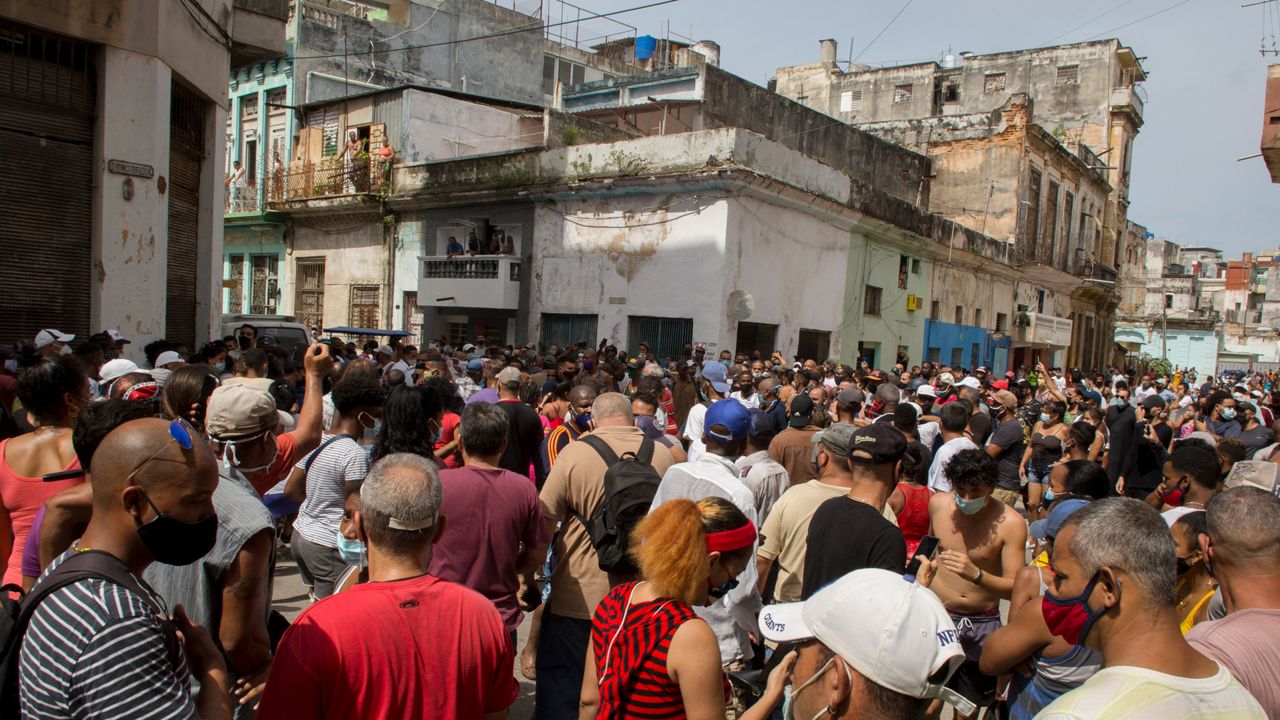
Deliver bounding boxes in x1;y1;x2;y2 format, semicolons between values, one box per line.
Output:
580;497;794;719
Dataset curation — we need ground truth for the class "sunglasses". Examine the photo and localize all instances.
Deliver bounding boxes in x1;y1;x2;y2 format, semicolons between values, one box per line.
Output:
125;418;196;484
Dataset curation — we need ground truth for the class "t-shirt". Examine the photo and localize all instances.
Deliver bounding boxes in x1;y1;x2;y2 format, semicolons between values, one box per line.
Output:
495;399;547;487
541;420;584;471
1239;425;1274;460
20;550;194;720
735;450;790;525
435;412;462;469
256;574;518;720
968;412;993;446
768;427;821;486
1187;609;1280;719
987;417;1026;491
251;430;304;496
800;496;907;599
758;480;854;603
929;436;980;493
683;402;709;462
539;426;674;620
1040;664;1265;719
428;466;549;631
293;434;370;549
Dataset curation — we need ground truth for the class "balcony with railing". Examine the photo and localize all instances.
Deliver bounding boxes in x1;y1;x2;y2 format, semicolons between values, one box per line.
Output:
418;255;522;310
1074;257;1118;284
1110;84;1145;119
1012;311;1073;348
267;155;393;205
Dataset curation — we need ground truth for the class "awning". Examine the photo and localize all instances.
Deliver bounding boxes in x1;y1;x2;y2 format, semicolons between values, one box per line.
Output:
322;326;413;337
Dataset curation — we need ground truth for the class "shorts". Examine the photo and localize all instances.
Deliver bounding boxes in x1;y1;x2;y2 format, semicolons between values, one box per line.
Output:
1026;463;1053;486
946;608;1002;706
991;487;1021;508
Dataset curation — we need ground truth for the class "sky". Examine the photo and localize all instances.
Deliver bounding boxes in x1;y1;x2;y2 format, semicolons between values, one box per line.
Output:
545;0;1279;258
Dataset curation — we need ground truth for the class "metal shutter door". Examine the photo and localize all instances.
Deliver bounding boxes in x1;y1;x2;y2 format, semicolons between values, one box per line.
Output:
0;21;95;346
165;81;205;348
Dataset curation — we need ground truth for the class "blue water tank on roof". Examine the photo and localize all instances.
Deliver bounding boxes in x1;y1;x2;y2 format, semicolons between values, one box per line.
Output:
635;35;657;60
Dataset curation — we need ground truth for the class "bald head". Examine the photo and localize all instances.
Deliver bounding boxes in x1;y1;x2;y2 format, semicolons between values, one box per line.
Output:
93;418;209;492
591;392;633;426
568;385;598;408
1206;487;1280;570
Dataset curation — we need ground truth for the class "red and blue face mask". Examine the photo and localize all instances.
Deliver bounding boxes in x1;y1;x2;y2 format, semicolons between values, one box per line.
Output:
1041;571;1106;647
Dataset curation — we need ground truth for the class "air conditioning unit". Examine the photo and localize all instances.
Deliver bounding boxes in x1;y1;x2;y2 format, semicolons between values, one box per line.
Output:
906;294;923;312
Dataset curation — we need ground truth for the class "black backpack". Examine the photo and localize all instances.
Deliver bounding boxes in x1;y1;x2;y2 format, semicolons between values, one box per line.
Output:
574;435;662;574
0;550;181;714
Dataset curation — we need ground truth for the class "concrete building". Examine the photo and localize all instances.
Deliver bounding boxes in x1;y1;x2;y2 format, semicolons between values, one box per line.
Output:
1113;232;1217;373
0;0;287;354
1264;64;1280;183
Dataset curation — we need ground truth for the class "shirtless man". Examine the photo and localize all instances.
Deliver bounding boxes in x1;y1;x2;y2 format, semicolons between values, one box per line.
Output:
927;447;1027;719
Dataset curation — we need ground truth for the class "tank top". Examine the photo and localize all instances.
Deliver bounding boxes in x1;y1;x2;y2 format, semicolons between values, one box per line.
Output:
591;581;728;719
0;436;83;587
1009;643;1103;719
1030;431;1063;465
895;482;932;558
1177;577;1217;634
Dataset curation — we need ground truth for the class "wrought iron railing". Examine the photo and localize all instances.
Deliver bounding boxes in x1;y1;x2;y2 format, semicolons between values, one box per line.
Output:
268;155;392;203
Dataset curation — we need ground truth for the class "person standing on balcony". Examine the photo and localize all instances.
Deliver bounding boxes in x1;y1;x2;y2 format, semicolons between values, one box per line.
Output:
445;236;464;258
228;160;245;210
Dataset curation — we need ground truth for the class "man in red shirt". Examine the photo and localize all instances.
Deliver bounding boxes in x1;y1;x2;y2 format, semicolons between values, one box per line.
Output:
257;452;518;720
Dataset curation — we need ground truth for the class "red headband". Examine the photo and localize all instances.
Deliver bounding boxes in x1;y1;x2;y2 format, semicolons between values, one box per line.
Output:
706;520;757;553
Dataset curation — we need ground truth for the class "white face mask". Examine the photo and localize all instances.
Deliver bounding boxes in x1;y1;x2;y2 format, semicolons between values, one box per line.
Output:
783;655;851;720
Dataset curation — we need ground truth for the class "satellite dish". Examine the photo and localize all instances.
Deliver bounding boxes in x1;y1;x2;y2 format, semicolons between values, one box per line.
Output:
727;290;754;321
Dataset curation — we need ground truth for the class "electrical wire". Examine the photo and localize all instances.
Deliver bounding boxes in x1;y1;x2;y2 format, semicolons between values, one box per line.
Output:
1083;0;1198;41
175;0;233;50
291;0;681;61
1042;0;1136;45
851;0;915;64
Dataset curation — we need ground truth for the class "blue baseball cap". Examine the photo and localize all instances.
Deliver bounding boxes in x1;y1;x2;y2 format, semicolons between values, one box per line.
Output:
701;361;731;394
466;358;484;373
1029;498;1090;540
705;399;751;442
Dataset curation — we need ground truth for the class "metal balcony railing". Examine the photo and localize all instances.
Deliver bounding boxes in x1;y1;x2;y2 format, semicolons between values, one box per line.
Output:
268;154;392;203
1075;258;1118;283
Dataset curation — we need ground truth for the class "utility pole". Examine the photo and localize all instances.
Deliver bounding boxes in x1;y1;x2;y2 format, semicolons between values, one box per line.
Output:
1161;301;1168;360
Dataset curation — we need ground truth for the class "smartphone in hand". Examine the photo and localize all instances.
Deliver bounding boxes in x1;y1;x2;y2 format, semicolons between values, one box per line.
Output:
905;535;940;578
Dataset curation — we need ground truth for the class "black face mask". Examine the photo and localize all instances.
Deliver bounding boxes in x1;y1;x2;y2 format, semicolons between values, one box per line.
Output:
237;334;253;349
708;577;739;600
135;493;218;566
1175;556;1194;577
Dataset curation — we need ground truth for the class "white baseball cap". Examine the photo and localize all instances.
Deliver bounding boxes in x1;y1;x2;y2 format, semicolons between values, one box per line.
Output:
155;351;184;367
956;376;982;390
99;358;140;384
105;329;131;344
916;385;937;398
758;569;974;716
34;329;74;349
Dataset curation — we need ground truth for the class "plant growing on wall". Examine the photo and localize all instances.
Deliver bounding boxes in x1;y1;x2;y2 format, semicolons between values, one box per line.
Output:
1014;312;1032;327
607;149;648;176
569;153;593;180
1148;357;1173;378
561;125;581;146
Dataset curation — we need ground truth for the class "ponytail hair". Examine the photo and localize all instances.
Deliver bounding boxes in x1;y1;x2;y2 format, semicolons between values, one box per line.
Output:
631;496;752;605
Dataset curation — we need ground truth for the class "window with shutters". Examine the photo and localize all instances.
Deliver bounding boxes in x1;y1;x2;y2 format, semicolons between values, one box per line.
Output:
1025;168;1042;250
996;313;1008;332
295;258;325;330
447;321;470;348
955;306;964;325
349;285;381;328
864;285;883;316
403;292;423;339
1061;192;1075;269
241;95;258;120
628;316;693;363
984;72;1006;94
974;308;983;328
1044;180;1060;262
950;347;963;368
541;313;599;351
318;106;340;157
839;89;862;114
227;255;245;313
893;84;913;104
267;88;286;110
1056;65;1079;86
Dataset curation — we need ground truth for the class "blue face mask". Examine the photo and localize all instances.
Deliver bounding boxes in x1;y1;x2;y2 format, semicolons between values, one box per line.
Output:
336;529;365;566
955;494;988;515
635;415;664;439
707;577;739;600
1043;488;1056;504
1219;408;1237;421
1039;412;1051;423
213;362;226;374
572;411;593;431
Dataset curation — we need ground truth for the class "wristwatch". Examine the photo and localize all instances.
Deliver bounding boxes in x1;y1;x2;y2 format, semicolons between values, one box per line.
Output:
970;568;985;585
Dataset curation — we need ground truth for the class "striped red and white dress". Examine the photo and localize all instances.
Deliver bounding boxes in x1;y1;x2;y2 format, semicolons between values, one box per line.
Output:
591;582;729;719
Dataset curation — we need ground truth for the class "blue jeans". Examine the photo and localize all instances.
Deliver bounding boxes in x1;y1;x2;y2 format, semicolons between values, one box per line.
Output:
1026;462;1053;486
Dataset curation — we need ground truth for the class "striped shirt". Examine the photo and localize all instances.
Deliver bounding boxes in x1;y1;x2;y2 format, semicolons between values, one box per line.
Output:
591;582;726;719
19;550;194;720
292;434;370;548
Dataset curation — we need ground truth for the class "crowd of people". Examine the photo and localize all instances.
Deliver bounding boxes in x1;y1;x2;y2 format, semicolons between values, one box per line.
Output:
1;325;1278;719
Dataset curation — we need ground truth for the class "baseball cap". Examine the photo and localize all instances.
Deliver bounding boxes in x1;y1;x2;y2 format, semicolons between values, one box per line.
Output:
206;384;279;440
788;394;815;428
376;345;394;357
847;423;907;465
812;422;856;458
99;358;140;384
105;329;131;344
34;329;74;349
956;376;981;390
1185;431;1218;449
1029;498;1090;540
1082;389;1104;405
759;569;972;716
466;358;485;373
693;342;707;353
1224;461;1280;494
704;399;751;442
937;372;955;386
915;384;936;398
976;366;989;375
701;361;731;394
836;387;865;407
1140;395;1164;412
461;343;476;352
991;390;1018;412
496;366;522;387
991;380;1009;391
155;351;183;367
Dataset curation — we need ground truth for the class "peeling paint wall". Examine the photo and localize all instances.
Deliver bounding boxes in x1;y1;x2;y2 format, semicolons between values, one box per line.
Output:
284;219;385;329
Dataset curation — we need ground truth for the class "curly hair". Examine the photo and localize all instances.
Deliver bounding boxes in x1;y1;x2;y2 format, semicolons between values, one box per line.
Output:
332;372;385;416
630;497;751;606
944;447;998;492
370;386;435;464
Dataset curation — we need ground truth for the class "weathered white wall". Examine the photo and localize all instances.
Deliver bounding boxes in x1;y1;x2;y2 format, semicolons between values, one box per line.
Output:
285;222;386;329
842;232;933;364
403;91;539;162
91;48;172;362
